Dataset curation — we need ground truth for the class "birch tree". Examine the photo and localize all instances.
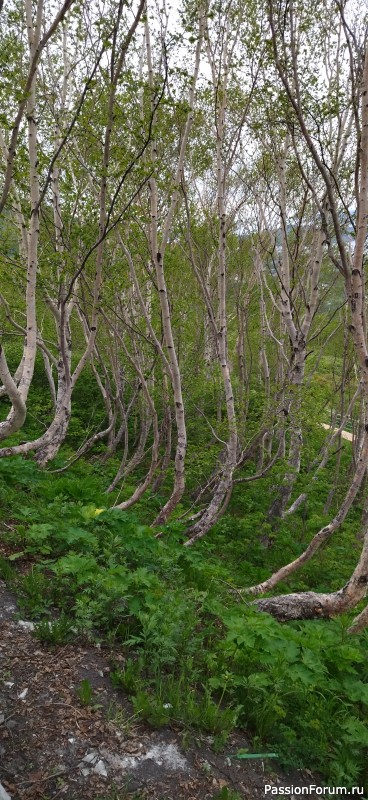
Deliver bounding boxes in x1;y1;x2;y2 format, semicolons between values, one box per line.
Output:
0;0;76;440
248;0;368;627
0;0;147;463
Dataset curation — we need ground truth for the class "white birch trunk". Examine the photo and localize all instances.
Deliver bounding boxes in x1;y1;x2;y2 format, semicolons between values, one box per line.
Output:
0;0;42;439
185;15;238;544
143;5;206;524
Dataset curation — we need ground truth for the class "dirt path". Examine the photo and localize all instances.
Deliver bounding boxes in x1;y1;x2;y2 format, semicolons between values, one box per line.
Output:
320;423;353;441
0;580;317;800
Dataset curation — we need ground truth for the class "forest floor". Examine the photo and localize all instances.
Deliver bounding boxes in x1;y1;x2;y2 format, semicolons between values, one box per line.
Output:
0;579;318;800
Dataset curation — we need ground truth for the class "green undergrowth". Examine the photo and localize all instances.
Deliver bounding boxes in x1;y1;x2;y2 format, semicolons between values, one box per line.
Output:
0;454;367;787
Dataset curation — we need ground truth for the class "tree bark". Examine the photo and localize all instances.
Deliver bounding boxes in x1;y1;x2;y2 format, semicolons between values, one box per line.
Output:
254;519;368;624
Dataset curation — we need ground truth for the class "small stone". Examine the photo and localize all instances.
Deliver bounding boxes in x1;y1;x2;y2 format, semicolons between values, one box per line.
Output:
82;752;98;764
81;768;90;777
18;688;28;701
93;760;108;777
3;682;14;688
0;782;12;800
17;620;35;631
0;714;4;724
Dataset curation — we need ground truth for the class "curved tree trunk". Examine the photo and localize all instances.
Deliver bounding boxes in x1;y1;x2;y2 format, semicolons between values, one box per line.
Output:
34;386;72;466
254;518;368;625
248;432;368;596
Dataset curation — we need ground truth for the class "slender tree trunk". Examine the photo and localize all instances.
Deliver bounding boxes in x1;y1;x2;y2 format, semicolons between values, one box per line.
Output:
145;6;205;524
185;19;238;544
248;433;368;596
152;374;172;492
0;0;42;439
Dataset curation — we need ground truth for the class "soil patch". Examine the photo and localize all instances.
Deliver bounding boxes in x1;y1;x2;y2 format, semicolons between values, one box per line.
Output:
0;580;317;799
